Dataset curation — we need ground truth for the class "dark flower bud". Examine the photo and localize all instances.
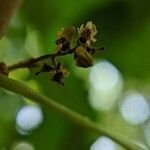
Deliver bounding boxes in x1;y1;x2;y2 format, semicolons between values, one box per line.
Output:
56;26;76;52
51;63;69;85
74;46;93;68
52;71;64;85
86;46;96;55
56;37;70;51
78;28;91;44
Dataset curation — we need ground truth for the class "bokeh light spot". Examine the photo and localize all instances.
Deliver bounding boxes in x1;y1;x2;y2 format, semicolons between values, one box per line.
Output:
119;92;150;125
16;105;43;135
89;60;123;110
12;141;34;150
90;136;118;150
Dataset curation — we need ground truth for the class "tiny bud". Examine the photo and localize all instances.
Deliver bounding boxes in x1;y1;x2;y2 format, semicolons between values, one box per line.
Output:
56;37;70;51
74;46;93;68
86;46;104;55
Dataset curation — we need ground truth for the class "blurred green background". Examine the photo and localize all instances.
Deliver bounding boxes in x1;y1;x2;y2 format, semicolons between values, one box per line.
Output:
0;0;150;149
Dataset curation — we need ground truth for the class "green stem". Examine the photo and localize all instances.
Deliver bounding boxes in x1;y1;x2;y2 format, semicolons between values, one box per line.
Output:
0;74;148;150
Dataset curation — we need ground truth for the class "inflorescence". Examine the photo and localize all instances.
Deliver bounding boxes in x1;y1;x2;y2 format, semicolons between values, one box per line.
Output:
0;21;104;85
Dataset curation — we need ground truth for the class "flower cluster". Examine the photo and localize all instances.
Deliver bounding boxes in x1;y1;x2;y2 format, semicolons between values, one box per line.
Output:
0;21;103;85
36;21;103;85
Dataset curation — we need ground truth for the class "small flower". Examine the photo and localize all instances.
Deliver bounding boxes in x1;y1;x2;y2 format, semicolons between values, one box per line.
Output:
74;46;93;68
35;62;69;85
78;21;97;45
0;63;9;76
56;26;76;52
51;63;69;85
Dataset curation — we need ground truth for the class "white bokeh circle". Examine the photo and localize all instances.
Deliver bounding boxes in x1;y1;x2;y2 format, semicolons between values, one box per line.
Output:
12;141;34;150
120;92;150;125
16;105;43;134
89;60;123;110
90;136;118;150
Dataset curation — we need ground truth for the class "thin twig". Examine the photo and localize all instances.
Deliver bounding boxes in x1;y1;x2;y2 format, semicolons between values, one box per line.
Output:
7;46;104;72
8;49;74;71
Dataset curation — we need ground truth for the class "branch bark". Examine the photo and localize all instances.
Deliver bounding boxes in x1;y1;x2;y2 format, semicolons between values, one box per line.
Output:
0;74;148;150
8;49;74;71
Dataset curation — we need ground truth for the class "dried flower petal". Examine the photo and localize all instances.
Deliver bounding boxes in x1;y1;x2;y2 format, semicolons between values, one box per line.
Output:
56;37;70;51
78;21;97;45
56;26;76;52
51;63;69;85
57;27;65;39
